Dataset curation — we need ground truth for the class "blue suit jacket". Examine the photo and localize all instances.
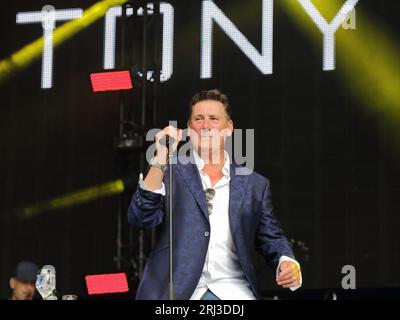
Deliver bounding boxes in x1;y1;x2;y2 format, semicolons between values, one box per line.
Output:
127;159;295;300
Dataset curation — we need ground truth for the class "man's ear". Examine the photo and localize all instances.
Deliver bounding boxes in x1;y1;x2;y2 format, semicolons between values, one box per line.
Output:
227;120;234;136
9;277;15;289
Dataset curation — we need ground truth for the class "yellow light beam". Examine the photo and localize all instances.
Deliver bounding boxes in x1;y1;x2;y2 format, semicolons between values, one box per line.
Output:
0;0;128;83
18;179;125;220
279;0;400;140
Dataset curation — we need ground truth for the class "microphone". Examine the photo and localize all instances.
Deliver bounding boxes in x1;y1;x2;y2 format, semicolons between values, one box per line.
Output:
36;265;58;300
159;135;176;149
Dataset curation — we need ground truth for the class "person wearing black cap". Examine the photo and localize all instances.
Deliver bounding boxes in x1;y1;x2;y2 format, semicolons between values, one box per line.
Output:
9;261;38;300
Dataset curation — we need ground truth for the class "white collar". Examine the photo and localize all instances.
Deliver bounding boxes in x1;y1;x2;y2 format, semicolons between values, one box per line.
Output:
192;149;230;177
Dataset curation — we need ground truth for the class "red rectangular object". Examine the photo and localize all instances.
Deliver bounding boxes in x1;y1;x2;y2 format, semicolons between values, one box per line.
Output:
90;70;133;92
85;273;129;295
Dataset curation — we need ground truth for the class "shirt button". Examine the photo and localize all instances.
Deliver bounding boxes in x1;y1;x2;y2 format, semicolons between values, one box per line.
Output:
204;231;210;237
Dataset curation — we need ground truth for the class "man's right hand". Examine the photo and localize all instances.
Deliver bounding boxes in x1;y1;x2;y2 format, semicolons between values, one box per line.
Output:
154;125;183;164
143;125;183;191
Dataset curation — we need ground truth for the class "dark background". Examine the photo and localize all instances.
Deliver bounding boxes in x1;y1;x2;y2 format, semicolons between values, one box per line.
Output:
1;0;399;299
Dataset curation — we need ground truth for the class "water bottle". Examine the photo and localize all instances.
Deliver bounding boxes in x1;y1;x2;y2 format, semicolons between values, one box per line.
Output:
36;265;58;300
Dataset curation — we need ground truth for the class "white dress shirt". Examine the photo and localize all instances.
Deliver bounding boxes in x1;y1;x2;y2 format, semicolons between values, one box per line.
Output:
139;150;302;299
188;150;257;300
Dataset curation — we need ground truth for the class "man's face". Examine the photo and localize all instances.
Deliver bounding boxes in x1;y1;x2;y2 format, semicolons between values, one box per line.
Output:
9;277;36;300
187;100;233;160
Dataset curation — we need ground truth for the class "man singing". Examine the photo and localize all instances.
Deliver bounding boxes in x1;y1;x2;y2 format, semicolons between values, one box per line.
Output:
128;89;302;300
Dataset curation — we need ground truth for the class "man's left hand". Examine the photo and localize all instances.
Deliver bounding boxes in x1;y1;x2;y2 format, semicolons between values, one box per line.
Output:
276;261;301;288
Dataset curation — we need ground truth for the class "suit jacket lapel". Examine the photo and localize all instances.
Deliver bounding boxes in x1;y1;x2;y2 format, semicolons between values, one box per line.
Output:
175;160;209;221
229;163;249;234
174;157;250;225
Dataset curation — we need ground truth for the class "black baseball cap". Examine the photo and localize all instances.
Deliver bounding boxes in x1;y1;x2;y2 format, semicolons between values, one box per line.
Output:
13;261;38;282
